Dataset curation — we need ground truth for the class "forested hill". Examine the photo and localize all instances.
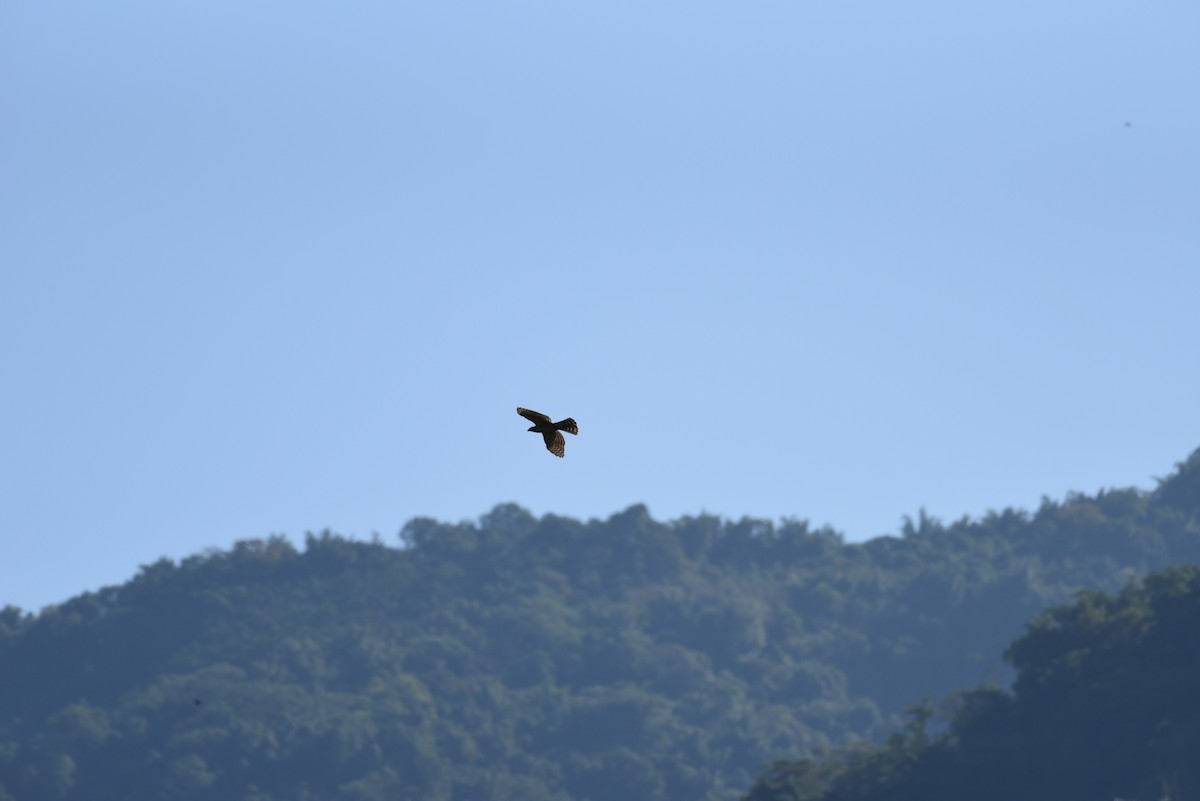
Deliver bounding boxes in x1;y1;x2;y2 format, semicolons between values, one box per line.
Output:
743;564;1200;801
1;449;1198;801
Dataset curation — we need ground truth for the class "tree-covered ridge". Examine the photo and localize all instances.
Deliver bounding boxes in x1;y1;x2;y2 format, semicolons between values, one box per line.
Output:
743;564;1200;801
1;448;1198;801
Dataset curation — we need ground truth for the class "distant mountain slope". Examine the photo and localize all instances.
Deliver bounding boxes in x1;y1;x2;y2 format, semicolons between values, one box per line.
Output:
743;562;1200;801
1;448;1198;801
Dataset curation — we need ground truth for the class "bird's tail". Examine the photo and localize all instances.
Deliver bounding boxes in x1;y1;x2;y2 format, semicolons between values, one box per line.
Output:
555;418;579;435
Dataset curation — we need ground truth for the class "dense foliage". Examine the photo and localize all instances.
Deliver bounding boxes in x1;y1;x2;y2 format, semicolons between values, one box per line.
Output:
744;448;1200;801
1;448;1198;801
743;564;1200;801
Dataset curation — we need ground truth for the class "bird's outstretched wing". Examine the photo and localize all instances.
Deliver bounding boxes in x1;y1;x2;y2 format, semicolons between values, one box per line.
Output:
517;407;551;424
542;430;566;457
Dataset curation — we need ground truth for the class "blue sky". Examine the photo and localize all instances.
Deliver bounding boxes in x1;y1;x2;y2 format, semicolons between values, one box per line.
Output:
2;0;1197;612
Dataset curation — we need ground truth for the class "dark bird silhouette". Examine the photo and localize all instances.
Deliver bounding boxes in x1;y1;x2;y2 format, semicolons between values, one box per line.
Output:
193;698;203;706
517;407;578;457
1125;121;1132;128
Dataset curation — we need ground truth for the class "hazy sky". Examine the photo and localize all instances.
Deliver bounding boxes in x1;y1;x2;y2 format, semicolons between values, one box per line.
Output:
3;0;1198;612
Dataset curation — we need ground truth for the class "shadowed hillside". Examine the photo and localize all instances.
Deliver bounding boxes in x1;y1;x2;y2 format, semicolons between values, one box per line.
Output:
1;448;1198;801
744;448;1200;801
743;563;1200;801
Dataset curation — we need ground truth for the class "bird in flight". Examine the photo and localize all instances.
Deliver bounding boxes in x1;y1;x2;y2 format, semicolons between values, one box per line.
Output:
517;407;578;458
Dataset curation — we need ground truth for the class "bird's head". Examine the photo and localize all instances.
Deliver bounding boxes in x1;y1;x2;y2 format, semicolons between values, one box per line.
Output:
527;425;537;432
